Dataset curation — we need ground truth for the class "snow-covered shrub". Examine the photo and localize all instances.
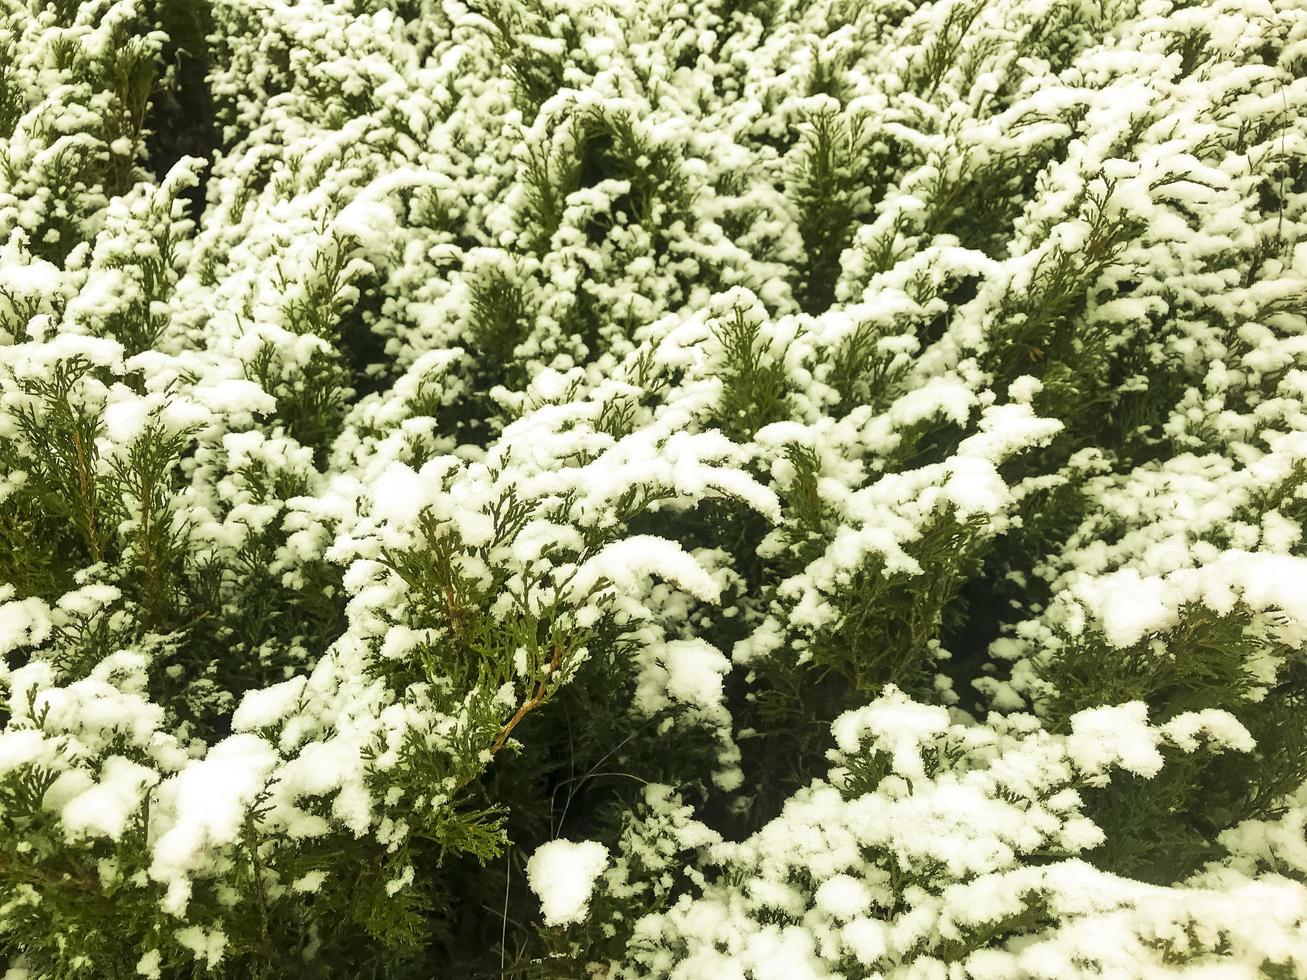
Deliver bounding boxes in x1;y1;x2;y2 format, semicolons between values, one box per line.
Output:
1;0;1305;975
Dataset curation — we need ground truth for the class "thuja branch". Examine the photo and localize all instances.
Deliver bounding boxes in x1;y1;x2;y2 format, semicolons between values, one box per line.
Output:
70;426;104;562
0;853;97;893
490;638;565;757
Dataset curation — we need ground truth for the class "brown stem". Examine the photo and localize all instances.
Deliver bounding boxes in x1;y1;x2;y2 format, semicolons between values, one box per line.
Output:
139;472;159;614
244;815;272;943
71;429;102;562
441;565;464;644
0;853;96;892
424;527;467;647
489;640;564;756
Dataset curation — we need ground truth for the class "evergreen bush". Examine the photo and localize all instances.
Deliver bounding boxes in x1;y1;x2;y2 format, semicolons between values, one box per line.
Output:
0;0;1306;975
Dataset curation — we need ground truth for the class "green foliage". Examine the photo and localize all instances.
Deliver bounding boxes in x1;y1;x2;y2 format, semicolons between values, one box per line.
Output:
826;318;911;415
0;37;21;138
772;444;831;572
104;35;160;195
422;265;536;446
245;339;352;465
1037;605;1269;726
795;512;986;719
1030;610;1307;886
107;423;195;628
987;182;1139;391
790;107;882;313
478;0;577;115
467;268;533;390
573;109;693;236
743;509;988;810
713;305;790;440
143;0;218;183
921;129;1082;258
906;0;983;97
521;139;582;256
8;356;113;565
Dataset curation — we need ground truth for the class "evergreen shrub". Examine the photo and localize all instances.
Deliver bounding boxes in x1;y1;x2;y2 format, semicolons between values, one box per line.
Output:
1;0;1306;975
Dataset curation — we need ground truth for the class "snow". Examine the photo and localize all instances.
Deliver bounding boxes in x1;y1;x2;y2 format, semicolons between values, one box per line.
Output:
1161;710;1256;754
368;461;434;526
526;839;610;927
292;870;327;893
0;596;53;656
173;926;227;969
841;918;889;965
943;456;1008;514
1066;703;1165;779
232;677;307;732
1081;569;1181;648
159;396;213;433
277;739;358;798
384;864;415;896
193;379;276;415
1202;553;1307;626
150;735;280;884
60;755;158;840
814;874;872;920
102;392;152;445
1007;375;1043;404
661;639;730;709
0;729;46;776
335;198;396;246
570;536;721;604
0;255;59;298
135;950;162;979
831;686;951;781
889;375;977;428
